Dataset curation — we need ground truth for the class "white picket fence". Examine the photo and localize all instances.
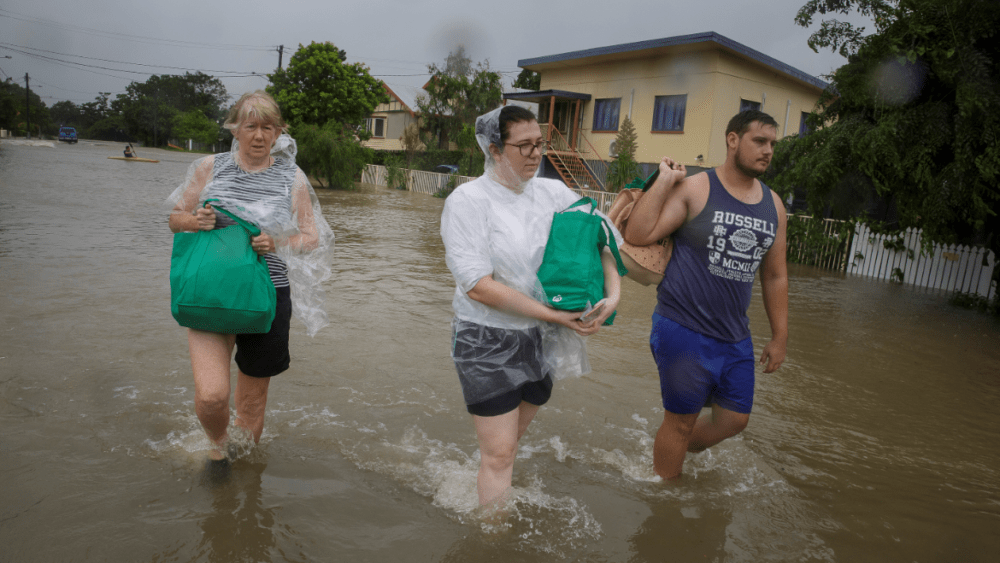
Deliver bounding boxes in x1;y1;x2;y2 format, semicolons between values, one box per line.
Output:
362;164;618;207
361;164;475;195
360;163;387;186
848;224;997;299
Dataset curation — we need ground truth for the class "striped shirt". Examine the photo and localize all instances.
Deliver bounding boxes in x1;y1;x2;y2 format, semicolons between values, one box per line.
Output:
203;152;295;288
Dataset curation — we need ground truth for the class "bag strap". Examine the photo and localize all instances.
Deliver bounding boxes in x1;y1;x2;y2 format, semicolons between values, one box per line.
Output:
565;196;629;276
564;196;599;215
641;170;660;193
203;198;261;237
600;221;629;277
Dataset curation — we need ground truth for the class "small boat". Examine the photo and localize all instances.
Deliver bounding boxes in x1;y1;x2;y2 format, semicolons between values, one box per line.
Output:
108;156;160;163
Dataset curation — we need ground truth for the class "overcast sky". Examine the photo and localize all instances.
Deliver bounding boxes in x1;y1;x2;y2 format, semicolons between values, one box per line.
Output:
0;0;871;107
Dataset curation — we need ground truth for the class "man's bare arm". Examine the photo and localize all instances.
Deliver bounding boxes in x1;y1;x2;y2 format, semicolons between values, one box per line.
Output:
758;190;789;373
624;157;689;246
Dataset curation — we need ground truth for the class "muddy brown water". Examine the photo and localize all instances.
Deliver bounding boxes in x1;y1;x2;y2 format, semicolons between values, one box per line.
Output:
2;140;998;562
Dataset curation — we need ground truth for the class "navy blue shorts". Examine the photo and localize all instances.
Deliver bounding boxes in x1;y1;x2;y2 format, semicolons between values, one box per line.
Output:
649;313;755;414
235;285;292;378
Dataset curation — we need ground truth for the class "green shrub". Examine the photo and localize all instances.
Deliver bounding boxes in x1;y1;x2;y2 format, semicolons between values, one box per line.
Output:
294;122;373;189
785;215;855;267
434;174;459;199
385;154;407;190
605;116;642;192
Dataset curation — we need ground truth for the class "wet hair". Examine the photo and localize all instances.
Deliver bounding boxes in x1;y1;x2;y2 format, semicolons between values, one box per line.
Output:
224;90;287;132
478;105;537;151
726;109;778;137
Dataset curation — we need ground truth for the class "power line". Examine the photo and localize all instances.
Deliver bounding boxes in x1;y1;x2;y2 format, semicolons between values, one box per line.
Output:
30;78;125;97
0;44;264;79
1;42;263;75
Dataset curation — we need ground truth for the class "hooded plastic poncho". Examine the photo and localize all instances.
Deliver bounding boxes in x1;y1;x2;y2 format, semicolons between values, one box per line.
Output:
167;134;334;337
440;107;623;384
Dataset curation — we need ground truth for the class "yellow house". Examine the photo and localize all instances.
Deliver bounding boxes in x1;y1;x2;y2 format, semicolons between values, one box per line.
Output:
505;31;828;189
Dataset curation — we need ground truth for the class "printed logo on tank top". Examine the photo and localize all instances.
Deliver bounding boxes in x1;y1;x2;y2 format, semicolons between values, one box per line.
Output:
705;211;776;283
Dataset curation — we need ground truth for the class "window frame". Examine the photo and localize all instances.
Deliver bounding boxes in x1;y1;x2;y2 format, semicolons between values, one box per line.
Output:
798;111;813;136
591;98;622;133
365;116;386;139
650;94;687;133
739;99;761;112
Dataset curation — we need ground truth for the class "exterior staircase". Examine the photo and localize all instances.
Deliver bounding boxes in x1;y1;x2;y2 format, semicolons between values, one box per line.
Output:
543;126;605;191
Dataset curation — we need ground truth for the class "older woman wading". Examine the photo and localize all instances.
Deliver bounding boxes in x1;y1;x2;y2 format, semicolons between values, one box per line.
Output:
168;91;333;469
440;106;624;508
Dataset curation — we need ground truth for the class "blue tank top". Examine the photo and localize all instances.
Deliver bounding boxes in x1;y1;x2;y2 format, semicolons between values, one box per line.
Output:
655;169;779;342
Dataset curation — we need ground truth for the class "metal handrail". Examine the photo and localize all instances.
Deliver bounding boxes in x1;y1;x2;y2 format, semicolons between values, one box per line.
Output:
548;127;603;190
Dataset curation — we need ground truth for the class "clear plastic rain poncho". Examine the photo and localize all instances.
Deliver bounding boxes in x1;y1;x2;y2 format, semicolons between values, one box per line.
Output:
441;107;598;388
167;134;335;337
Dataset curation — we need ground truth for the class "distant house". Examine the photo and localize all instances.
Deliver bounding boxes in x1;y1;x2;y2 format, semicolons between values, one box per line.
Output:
505;31;829;189
363;83;540;153
362;83;425;151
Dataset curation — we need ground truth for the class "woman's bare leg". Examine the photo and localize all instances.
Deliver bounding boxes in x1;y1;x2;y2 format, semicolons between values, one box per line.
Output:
234;371;271;443
473;401;541;506
188;329;236;458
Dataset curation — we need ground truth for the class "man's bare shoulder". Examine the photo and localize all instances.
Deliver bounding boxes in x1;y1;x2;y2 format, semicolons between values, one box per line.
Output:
675;170;710;204
680;170;710;189
768;186;788;220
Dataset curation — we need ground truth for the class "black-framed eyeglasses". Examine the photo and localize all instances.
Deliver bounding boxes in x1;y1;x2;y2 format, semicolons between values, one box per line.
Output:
505;141;548;156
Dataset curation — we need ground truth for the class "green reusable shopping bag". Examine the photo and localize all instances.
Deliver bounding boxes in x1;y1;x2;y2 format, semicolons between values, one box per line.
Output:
537;197;628;326
170;199;277;334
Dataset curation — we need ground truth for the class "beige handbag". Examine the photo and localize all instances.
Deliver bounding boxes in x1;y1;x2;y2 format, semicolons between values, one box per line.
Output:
606;186;673;287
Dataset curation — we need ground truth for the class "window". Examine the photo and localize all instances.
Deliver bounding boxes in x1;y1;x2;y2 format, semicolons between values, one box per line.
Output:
365;117;385;138
592;98;621;132
651;95;687;132
799;112;813;136
739;99;761;112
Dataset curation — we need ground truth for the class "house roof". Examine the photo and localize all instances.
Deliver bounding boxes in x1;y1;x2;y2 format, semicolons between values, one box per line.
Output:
518;31;829;92
504;89;592;103
381;83;428;115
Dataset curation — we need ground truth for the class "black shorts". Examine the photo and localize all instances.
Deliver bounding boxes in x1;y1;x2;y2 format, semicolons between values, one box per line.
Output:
235;285;292;378
466;375;554;417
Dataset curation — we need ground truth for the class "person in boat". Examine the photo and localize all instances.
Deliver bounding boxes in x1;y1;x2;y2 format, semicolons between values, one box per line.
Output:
167;90;334;466
124;146;135;158
440;105;623;508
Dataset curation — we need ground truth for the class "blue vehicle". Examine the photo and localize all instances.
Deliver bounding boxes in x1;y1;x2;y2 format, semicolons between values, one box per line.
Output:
432;164;459;175
58;126;78;144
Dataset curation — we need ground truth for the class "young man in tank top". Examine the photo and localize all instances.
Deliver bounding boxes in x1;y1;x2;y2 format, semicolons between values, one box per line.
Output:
625;110;789;480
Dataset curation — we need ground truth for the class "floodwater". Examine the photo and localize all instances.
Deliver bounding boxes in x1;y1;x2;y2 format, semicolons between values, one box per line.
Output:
2;140;998;562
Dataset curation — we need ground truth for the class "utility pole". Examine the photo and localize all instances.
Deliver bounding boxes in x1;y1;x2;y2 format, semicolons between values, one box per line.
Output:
24;73;30;140
153;90;159;147
277;45;284;70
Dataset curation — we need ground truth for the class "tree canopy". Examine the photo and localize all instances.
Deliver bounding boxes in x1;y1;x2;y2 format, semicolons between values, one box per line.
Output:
172;110;220;148
0;80;51;137
111;72;229;146
770;0;1000;261
266;42;386;189
416;51;502;150
513;69;541;91
44;93;126;141
267;41;388;129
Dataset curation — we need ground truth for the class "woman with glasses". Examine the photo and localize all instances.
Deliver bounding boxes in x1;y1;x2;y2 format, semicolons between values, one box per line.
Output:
440;105;623;510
